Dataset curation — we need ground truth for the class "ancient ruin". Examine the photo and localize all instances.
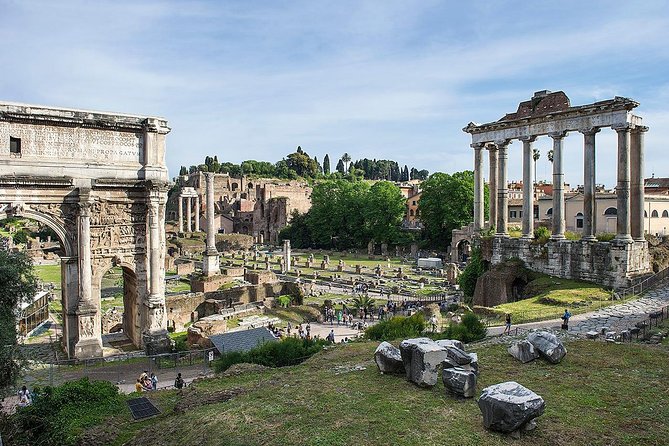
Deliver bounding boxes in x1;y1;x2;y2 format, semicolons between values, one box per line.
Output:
0;102;171;358
465;91;651;287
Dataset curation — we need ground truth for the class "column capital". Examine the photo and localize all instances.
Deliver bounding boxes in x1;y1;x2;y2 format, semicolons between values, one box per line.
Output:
579;127;601;135
470;142;486;150
612;123;632;133
518;135;537;142
548;131;568;139
486;143;498;152
494;139;511;149
632;125;649;133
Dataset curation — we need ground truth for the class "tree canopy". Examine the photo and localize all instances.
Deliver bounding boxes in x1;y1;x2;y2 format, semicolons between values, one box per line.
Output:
279;180;407;249
0;249;38;388
418;171;488;249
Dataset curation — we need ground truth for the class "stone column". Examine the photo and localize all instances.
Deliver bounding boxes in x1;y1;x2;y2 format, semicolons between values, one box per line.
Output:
148;201;162;302
614;124;633;242
549;131;567;239
488;146;498;230
178;195;184;233
631;126;648;241
472;143;485;233
194;195;200;232
74;196;102;359
283;239;292;272
520;136;536;239
203;172;220;276
496;140;510;236
580;128;600;241
186;196;192;233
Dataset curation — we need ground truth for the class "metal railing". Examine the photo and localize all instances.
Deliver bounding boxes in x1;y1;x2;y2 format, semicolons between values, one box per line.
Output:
619;266;669;298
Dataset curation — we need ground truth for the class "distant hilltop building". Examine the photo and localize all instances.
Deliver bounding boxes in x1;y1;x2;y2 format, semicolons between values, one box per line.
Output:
168;171;312;244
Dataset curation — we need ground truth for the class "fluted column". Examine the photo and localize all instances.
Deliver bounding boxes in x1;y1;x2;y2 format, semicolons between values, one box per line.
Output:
496;140;510;236
550;131;567;239
580;128;600;240
205;173;217;252
520;136;536;239
203;172;220;276
178;195;184;233
614;124;633;242
472;143;485;233
77;202;92;305
488;146;498;230
148;201;162;301
631;126;648;241
186;196;192;233
194;195;200;232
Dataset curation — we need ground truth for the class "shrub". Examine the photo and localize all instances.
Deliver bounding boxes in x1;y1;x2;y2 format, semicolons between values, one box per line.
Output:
12;229;29;245
213;337;328;372
596;232;616;242
534;226;551;244
458;247;486;298
276;294;292;308
4;378;124;446
365;313;425;341
434;312;487;343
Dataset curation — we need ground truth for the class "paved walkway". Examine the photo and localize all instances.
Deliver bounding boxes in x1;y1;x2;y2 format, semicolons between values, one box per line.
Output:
487;281;669;337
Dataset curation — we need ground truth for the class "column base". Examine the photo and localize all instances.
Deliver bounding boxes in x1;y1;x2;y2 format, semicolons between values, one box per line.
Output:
550;234;565;241
612;235;634;245
582;235;597;242
74;337;103;359
142;331;172;356
202;253;220;276
521;234;533;240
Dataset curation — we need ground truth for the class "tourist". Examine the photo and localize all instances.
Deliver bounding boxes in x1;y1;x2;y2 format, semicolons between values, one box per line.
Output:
150;372;158;391
429;314;438;333
337;310;342;325
503;313;512;335
174;373;185;390
135;379;143;393
327;329;335;344
306;322;311;337
17;386;31;407
348;313;353;326
561;308;572;330
287;322;292;335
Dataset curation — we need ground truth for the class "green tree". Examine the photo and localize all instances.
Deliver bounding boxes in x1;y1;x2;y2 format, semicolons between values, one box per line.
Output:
363;181;405;243
323;154;331;175
12;229;29;245
0;250;38;388
285;147;319;178
179;166;187;175
335;159;345;174
419;171;487;249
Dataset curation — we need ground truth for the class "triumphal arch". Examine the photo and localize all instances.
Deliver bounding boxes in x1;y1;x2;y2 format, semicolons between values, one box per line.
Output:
0;102;171;359
464;91;651;288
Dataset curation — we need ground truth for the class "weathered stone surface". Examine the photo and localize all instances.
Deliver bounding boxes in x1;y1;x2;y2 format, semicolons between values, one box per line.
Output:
444;345;472;366
435;339;465;351
442;367;477;398
478;381;545;433
468;352;479;375
399;338;448;387
527;331;567;364
374;342;405;374
508;340;540;363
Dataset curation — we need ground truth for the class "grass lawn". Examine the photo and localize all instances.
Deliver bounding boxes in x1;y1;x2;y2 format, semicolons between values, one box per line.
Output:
62;339;669;446
34;264;61;286
485;277;621;325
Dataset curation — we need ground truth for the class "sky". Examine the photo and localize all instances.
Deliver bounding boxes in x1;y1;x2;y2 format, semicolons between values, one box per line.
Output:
1;0;668;188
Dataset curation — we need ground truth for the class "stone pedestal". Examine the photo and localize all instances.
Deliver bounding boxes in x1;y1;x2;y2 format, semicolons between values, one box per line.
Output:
203;252;220;276
74;302;103;359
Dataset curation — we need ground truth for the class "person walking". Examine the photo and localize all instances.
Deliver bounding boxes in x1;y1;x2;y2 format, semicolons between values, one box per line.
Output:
503;313;512;335
174;372;185;390
150;372;158;391
561;308;572;330
17;386;32;407
429;315;438;333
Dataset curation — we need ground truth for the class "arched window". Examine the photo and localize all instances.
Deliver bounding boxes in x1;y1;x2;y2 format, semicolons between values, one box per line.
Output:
231;183;239;191
652;210;659;218
248;183;254;190
409;209;415;217
644;210;648;218
604;207;617;216
546;208;552;216
663;210;669;218
576;212;584;229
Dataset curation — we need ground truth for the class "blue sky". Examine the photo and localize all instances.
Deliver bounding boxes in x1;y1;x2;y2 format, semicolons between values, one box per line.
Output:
1;0;668;187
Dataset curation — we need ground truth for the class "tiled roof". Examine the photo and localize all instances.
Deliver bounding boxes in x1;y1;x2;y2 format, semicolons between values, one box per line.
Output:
209;327;277;354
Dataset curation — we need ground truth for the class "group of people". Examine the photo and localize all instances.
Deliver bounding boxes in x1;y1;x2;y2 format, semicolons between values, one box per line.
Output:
135;370;158;392
502;308;572;335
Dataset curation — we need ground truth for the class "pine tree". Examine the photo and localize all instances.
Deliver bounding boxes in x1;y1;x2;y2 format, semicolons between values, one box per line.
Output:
336;159;345;174
323;154;331;175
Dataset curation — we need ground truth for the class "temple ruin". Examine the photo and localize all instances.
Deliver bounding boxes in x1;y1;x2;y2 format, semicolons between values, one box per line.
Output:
464;91;651;287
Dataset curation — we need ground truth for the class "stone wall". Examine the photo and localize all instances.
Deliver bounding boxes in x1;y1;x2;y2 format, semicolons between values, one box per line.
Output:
491;237;650;288
165;292;206;332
